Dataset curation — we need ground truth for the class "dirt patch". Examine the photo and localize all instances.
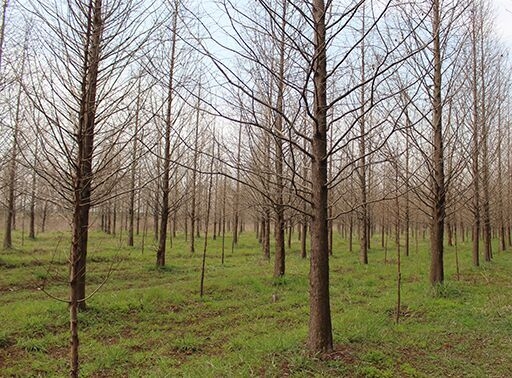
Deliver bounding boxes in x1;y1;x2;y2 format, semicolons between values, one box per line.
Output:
47;346;68;360
0;345;29;369
322;344;359;365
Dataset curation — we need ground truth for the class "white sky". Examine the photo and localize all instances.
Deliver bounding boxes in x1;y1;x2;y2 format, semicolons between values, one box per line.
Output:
496;0;512;45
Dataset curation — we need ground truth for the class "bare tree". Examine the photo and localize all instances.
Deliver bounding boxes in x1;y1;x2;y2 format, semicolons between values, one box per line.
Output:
156;0;179;267
192;0;426;353
26;0;156;374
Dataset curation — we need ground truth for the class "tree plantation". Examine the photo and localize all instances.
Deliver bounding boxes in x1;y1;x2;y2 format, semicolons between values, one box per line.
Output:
1;0;512;376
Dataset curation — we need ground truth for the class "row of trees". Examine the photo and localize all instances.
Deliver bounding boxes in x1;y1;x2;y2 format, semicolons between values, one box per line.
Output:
1;0;511;374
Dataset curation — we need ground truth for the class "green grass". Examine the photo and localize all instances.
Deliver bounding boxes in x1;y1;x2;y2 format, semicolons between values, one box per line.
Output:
1;228;512;377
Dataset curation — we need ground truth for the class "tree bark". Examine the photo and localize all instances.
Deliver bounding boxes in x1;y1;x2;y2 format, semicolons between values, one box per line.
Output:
190;84;201;254
479;12;491;262
29;141;38;240
68;1;104;374
3;35;27;249
429;0;445;286
128;79;141;247
307;0;333;353
273;0;287;278
232;126;242;251
358;3;368;265
156;1;178;267
470;1;480;267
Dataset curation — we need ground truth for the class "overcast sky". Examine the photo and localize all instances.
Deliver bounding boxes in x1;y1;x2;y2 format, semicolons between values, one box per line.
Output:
496;0;512;45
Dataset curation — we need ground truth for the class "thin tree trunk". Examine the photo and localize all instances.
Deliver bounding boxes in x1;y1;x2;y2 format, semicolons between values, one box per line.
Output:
497;66;506;252
41;200;48;233
301;120;308;259
200;137;215;297
358;4;368;265
221;174;227;265
471;2;480;267
301;216;307;259
348;212;353;253
29;141;38;240
273;0;287;278
479;16;491;262
395;163;401;324
213;147;219;241
404;105;411;257
3;39;26;249
232;126;242;251
190;84;201;254
128;79;141;247
156;1;178;267
429;0;445;286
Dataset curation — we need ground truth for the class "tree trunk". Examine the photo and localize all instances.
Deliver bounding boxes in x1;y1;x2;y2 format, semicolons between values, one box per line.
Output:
29;147;37;240
404;110;411;257
0;0;8;72
470;2;480;267
358;3;368;265
200;137;215;297
307;0;333;353
232;126;242;250
301;216;308;259
274;39;285;274
429;0;445;286
128;80;141;247
190;84;201;254
479;14;491;262
3;39;26;249
68;2;104;374
221;174;227;264
156;1;178;267
41;200;48;233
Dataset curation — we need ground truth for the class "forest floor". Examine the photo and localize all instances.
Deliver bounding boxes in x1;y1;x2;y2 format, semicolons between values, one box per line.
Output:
1;229;512;377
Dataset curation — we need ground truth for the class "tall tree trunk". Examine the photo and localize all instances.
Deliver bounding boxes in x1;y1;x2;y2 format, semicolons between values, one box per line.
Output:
212;143;219;241
232;126;242;251
404;104;411;257
273;0;287;278
3;34;27;249
470;2;480;267
497;64;506;252
395;161;401;324
301;132;308;259
190;84;201;254
479;15;491;262
68;1;104;374
136;177;141;236
153;155;160;241
429;0;445;286
75;0;102;311
3;82;20;249
308;0;333;353
156;1;178;267
128;79;141;247
358;3;368;265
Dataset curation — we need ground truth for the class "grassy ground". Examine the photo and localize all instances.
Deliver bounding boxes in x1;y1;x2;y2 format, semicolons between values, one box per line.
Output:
1;228;511;377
